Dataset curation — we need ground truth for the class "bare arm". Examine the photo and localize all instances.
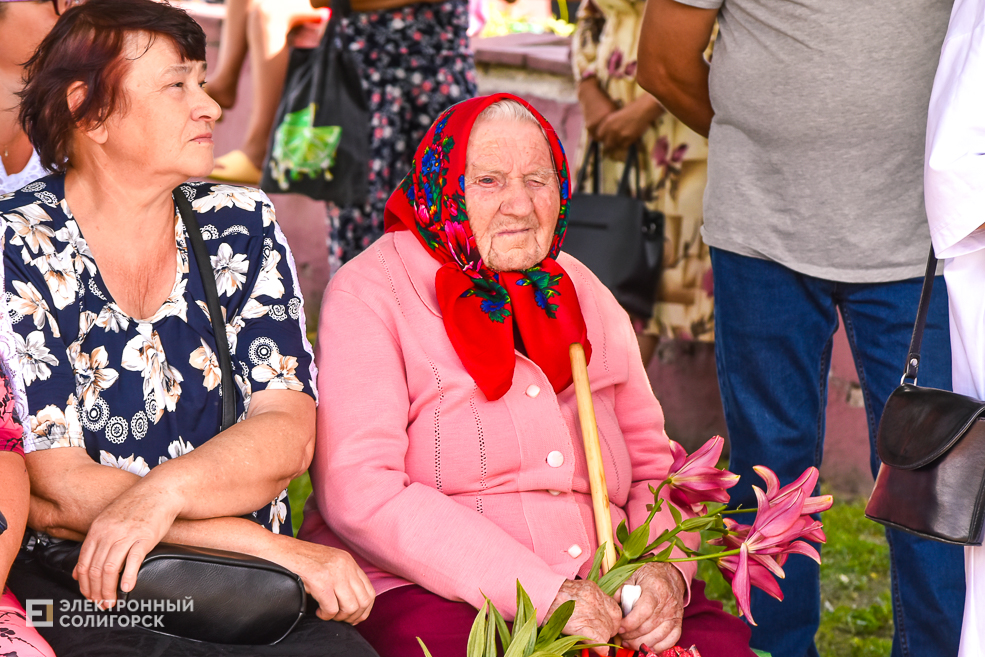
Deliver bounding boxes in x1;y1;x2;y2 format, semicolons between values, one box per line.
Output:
636;0;718;137
0;452;29;589
30;447;374;621
28;388;314;538
26;389;323;604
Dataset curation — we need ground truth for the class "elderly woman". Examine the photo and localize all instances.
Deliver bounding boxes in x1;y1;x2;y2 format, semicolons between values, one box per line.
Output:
2;1;376;655
299;94;754;656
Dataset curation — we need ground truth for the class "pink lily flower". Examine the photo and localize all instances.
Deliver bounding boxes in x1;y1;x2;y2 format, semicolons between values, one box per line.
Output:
665;436;739;513
712;466;833;625
755;465;833;516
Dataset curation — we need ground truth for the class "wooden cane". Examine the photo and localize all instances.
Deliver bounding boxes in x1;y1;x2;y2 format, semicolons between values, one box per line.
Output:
570;343;618;574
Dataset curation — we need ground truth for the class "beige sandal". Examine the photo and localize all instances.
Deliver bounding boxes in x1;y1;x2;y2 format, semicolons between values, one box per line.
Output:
209;150;262;185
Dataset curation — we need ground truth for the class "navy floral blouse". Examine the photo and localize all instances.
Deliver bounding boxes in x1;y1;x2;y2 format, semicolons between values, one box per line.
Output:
1;176;316;534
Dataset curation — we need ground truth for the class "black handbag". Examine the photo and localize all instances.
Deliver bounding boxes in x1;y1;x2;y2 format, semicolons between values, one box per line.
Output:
562;141;664;319
260;0;369;205
27;188;307;645
865;248;985;545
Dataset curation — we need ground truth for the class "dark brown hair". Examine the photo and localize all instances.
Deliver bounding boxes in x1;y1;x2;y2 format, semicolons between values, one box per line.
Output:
19;0;206;173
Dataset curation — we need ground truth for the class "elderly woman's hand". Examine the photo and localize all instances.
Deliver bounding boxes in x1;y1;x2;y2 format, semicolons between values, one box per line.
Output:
545;579;622;654
616;562;686;651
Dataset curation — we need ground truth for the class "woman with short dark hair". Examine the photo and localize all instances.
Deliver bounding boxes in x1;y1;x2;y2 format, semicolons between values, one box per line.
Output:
3;2;377;655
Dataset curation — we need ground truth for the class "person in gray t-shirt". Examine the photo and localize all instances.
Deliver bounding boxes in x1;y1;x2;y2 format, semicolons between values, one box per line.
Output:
637;1;965;656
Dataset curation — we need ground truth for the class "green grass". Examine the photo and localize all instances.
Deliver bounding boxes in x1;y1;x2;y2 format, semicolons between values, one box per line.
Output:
288;475;893;655
288;471;312;537
697;493;893;656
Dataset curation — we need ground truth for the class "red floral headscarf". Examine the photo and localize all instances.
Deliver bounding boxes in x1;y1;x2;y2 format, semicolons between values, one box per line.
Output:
384;93;591;401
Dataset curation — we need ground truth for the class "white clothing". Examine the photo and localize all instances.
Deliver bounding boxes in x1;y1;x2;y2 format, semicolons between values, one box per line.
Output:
925;0;985;652
0;148;45;195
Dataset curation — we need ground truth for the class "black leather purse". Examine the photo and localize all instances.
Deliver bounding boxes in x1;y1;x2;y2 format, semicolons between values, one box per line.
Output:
28;188;307;644
865;248;985;545
562;141;664;319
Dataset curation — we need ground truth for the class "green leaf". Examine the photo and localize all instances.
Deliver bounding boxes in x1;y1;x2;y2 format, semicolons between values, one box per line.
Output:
537;635;589;655
516;584;536;641
587;545;606;583
485;606;498;657
467;600;488;657
535;600;574;649
514;582;527;639
655;544;675;560
643;529;671;555
490;603;512;654
668;503;683;526
598;563;644;596
680;517;717;532
621;523;651;561
615;520;629;547
417;637;435;657
704;502;727;516
502;617;537;657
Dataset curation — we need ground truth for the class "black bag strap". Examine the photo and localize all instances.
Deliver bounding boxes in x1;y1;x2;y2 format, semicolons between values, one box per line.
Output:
576;140;601;194
576;141;642;198
81;190;236;464
616;142;641;199
902;245;939;385
173;189;237;432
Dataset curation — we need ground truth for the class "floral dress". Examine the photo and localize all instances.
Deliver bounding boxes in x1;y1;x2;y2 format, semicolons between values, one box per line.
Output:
328;0;477;271
1;177;316;535
573;0;714;341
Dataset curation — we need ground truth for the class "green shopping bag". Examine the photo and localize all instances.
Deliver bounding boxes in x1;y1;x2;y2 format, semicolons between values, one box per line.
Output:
261;0;368;205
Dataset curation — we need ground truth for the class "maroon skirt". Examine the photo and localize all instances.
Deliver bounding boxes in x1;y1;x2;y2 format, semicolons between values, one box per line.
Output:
356;579;755;657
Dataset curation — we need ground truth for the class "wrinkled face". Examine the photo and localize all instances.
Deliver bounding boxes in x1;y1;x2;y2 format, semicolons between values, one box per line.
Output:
464;116;560;272
96;33;219;180
0;1;59;79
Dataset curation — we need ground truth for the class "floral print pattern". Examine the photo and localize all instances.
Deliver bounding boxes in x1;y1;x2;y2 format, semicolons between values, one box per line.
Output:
573;0;714;340
327;0;477;270
1;176;316;534
0;360;22;455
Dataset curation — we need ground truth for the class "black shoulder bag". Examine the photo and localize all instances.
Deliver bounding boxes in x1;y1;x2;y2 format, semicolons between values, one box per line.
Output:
28;189;306;645
865;247;985;545
562;141;665;319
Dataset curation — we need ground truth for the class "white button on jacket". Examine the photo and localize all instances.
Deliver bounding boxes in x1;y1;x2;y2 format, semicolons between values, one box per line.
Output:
546;450;564;467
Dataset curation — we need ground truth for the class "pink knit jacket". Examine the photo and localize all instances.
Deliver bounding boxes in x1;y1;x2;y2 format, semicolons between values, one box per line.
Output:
298;231;698;621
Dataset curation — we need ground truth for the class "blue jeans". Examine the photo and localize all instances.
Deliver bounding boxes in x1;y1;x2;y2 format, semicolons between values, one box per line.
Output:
710;248;965;657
